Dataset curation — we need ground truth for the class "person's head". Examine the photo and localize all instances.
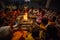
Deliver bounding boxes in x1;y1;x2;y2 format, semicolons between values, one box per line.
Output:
42;18;48;25
52;16;56;22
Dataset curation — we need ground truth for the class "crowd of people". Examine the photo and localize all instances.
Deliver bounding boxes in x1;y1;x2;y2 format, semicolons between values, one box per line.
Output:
0;5;60;40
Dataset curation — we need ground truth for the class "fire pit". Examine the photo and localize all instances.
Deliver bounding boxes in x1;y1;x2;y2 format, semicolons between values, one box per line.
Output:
20;12;33;24
18;12;34;30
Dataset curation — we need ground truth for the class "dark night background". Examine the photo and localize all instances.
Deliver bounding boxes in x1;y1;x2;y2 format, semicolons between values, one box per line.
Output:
49;0;60;12
0;0;60;12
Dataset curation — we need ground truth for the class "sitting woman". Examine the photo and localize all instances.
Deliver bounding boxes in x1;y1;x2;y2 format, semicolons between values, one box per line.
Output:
46;16;58;40
40;18;48;40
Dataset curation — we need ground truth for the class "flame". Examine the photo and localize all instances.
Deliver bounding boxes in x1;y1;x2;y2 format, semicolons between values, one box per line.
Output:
23;12;28;21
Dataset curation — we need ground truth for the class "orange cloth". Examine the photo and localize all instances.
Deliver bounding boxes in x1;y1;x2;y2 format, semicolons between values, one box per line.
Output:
48;21;56;26
40;23;46;30
11;31;27;40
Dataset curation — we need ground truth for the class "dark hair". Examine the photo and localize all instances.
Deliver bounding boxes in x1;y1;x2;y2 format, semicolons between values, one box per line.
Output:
52;16;56;22
42;18;48;25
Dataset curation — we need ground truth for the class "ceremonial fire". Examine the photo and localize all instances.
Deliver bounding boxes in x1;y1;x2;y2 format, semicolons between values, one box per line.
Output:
23;12;28;21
